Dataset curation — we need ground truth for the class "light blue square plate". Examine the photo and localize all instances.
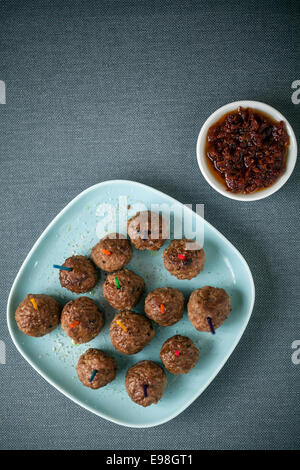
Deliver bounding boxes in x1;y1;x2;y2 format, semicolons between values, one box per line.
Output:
7;180;255;428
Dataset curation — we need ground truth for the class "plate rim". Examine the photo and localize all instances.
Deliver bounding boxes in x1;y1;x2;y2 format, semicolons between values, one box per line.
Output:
7;179;255;428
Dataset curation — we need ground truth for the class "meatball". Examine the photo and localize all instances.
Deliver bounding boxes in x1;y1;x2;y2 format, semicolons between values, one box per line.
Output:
61;297;104;344
110;311;154;355
144;287;184;326
103;268;145;310
127;211;168;251
91;233;132;272
125;360;167;407
76;348;117;389
160;335;199;374
187;286;231;332
163;238;205;280
15;294;61;337
59;255;98;294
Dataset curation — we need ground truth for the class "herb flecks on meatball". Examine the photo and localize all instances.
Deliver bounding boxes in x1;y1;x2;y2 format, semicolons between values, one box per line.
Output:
160;335;199;374
144;287;184;326
163;239;205;280
61;297;104;344
15;294;61;337
127;211;168;251
76;348;117;389
103;268;145;310
91;233;132;272
59;255;98;294
110;311;154;355
188;286;231;332
125;360;167;407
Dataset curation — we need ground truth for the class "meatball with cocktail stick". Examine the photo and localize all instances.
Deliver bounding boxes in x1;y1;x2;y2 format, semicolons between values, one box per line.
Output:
187;286;231;333
163;239;205;280
127;210;168;251
59;255;98;294
91;233;132;272
15;294;61;337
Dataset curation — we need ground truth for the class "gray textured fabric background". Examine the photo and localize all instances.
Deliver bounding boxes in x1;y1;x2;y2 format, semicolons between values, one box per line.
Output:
0;0;299;450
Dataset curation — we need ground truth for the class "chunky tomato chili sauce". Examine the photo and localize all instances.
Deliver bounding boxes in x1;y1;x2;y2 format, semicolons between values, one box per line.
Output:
205;107;289;193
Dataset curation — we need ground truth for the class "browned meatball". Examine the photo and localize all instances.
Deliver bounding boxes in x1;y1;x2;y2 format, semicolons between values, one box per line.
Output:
144;287;184;326
103;268;145;310
15;294;61;337
187;286;231;332
59;255;98;294
127;211;168;251
160;335;199;374
110;311;154;355
125;360;167;407
163;239;205;280
76;348;117;389
91;233;132;272
61;297;104;344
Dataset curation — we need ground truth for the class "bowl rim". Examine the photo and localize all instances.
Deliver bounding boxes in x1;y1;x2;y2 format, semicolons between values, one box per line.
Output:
196;100;298;201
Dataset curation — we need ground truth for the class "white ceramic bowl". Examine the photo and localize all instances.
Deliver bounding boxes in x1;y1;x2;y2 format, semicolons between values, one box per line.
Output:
196;100;298;201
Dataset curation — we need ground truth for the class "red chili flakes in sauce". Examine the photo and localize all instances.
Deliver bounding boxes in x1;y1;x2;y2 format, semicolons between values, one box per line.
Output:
206;107;289;193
